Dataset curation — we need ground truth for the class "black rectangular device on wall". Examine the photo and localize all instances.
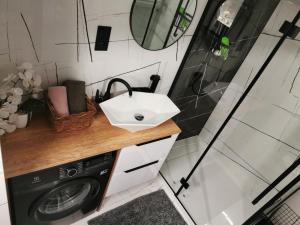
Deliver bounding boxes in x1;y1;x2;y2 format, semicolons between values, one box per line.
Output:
95;26;112;51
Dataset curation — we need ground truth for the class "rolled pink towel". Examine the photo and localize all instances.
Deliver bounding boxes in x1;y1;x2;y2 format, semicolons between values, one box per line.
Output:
48;86;69;116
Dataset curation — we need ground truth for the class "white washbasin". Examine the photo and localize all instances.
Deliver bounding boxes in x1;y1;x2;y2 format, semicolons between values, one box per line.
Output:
99;92;180;132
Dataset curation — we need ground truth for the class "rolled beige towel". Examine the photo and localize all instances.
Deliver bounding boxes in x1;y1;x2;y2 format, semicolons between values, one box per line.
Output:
48;86;69;116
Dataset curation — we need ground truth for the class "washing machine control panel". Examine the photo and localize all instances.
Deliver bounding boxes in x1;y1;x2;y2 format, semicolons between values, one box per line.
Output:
59;162;83;179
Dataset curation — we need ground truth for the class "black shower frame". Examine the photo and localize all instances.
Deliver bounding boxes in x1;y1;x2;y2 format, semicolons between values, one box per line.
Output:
174;8;300;196
162;5;300;225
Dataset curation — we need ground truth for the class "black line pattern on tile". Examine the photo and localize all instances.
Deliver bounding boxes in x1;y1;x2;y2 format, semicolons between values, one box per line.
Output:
262;32;300;42
20;13;39;63
86;61;161;87
76;0;79;62
81;0;93;62
271;104;300;122
5;1;12;62
272;104;295;115
215;149;278;187
282;47;300;87
176;86;228;108
202;127;280;189
289;66;300;94
244;68;254;89
157;61;161;74
6;21;11;62
176;41;179;61
177;111;213;123
87;12;130;22
216;139;274;185
165;127;277;188
0;53;8;56
231;36;260;45
232;117;300;152
55;62;59;85
55;39;134;45
127;36;130;55
43;65;50;86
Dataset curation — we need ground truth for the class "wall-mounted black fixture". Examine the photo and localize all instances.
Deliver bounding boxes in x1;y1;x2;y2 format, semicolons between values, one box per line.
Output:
131;75;160;93
279;20;300;38
95;26;112;51
94;75;160;103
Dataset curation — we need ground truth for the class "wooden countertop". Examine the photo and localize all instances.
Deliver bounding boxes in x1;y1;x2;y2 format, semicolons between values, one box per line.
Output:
1;113;180;178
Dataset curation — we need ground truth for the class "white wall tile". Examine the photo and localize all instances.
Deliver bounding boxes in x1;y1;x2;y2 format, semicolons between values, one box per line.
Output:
0;0;208;98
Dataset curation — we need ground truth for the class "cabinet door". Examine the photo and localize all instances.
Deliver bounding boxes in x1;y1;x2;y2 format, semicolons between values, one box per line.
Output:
113;134;178;173
0;173;7;205
106;160;162;196
106;134;178;196
0;204;11;225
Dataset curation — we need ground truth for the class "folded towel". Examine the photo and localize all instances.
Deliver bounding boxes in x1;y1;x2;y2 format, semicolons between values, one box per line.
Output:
48;86;69;116
64;80;87;114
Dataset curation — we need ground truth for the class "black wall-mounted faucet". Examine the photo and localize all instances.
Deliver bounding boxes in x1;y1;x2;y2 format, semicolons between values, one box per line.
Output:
94;75;161;103
102;78;133;101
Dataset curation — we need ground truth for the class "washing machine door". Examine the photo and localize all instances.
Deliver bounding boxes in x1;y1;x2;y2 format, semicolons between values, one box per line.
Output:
29;177;100;222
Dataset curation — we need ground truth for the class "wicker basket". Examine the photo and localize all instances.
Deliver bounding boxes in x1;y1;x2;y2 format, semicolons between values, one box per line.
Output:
47;97;97;132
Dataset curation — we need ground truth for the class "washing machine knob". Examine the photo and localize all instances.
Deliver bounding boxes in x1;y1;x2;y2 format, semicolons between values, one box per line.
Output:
66;168;78;177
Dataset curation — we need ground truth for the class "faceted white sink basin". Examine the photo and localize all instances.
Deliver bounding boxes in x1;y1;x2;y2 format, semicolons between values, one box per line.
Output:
99;92;180;132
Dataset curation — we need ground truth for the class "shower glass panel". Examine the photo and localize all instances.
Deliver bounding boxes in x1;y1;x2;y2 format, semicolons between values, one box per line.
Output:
161;1;300;225
168;0;280;141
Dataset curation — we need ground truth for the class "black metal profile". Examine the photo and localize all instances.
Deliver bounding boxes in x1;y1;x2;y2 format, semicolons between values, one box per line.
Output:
243;176;300;225
142;0;157;47
173;0;191;37
175;10;300;196
163;0;184;48
252;157;300;205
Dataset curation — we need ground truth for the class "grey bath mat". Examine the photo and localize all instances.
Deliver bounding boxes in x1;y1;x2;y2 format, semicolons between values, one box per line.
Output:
88;190;187;225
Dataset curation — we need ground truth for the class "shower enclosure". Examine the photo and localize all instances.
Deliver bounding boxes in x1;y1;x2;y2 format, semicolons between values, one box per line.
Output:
160;1;300;224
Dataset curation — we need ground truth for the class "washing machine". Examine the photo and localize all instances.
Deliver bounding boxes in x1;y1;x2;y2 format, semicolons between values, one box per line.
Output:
8;151;116;225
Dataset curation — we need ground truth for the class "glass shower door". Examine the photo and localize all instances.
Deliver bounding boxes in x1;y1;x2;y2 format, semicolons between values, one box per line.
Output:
177;4;300;225
161;1;300;225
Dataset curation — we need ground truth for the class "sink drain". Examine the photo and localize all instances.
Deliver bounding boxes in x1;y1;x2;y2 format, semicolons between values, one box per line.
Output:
134;113;144;121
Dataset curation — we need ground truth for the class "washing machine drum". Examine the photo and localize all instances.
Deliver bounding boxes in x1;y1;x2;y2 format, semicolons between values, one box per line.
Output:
29;178;100;222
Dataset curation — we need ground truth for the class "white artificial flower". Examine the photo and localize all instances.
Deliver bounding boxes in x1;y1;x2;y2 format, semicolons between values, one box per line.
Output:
12;87;23;96
2;104;18;114
5;123;16;133
8;114;18;123
2;73;17;82
0;129;5;136
29;79;34;86
22;79;30;89
8;104;18;113
18;72;26;80
24;70;33;80
33;74;42;87
0;119;8;129
7;95;22;105
0;90;6;100
7;96;14;103
18;62;33;70
0;109;9;118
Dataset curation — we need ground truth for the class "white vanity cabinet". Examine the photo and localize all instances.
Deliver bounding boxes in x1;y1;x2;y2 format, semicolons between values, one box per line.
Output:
106;134;178;196
0;145;11;225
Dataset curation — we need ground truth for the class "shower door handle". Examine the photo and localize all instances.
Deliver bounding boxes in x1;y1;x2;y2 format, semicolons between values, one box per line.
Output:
252;157;300;205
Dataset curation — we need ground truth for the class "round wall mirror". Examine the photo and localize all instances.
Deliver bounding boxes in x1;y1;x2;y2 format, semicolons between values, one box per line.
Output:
130;0;197;51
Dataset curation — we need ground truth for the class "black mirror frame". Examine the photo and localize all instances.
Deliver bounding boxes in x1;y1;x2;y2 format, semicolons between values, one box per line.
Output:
129;0;198;51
